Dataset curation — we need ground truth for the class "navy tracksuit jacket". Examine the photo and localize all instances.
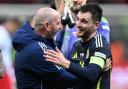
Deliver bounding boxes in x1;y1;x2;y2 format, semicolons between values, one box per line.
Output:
12;21;78;89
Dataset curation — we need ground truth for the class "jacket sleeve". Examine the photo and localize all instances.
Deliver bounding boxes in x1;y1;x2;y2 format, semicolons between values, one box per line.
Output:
24;43;79;87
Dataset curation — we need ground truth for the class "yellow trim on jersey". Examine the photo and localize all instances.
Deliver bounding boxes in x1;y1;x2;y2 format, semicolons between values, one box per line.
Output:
79;60;85;67
72;52;77;59
90;56;105;69
97;79;101;89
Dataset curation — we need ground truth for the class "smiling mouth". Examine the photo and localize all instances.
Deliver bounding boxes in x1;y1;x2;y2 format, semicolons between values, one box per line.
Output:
74;4;81;7
77;30;84;34
78;28;84;32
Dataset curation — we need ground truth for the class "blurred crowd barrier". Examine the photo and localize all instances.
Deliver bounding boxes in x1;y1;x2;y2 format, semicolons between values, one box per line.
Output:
0;4;128;89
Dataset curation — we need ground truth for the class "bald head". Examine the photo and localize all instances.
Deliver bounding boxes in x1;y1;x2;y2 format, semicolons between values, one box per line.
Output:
34;7;60;29
36;7;60;17
34;7;62;39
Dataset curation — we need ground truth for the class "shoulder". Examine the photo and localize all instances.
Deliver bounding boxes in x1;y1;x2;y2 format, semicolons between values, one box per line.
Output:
98;16;110;31
15;41;49;64
21;42;47;56
101;17;109;24
93;34;111;58
93;34;109;48
73;38;81;46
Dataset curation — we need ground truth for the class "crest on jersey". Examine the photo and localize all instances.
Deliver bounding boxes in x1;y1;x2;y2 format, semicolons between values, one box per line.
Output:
80;53;84;58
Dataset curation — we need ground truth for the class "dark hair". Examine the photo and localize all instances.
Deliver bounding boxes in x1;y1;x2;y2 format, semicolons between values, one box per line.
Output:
50;0;57;10
79;3;102;22
86;0;100;3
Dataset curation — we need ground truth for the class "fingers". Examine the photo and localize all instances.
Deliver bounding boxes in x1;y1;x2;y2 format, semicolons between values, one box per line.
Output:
44;54;54;59
45;50;58;58
46;50;57;54
44;54;56;63
44;49;70;68
103;65;109;71
106;60;111;67
55;47;61;53
103;58;112;71
44;54;63;67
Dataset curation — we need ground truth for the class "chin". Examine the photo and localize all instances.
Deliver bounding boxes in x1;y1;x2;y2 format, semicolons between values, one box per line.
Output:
71;6;80;12
76;33;83;38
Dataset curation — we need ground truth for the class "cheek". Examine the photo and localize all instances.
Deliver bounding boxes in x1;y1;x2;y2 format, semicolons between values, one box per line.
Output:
52;26;59;34
82;0;86;5
83;24;94;29
48;26;54;34
53;26;58;32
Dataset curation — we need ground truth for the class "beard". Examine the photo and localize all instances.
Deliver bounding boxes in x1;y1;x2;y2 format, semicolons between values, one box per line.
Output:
76;28;92;40
70;4;82;14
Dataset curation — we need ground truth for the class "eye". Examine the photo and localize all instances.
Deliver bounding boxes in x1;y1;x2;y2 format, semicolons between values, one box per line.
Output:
81;19;88;24
56;21;61;25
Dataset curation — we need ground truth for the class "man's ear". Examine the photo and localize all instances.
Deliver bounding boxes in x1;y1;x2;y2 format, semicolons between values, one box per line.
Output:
44;21;50;31
94;21;100;30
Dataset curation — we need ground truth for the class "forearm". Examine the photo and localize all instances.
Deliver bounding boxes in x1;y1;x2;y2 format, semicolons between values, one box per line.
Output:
50;55;103;82
43;68;79;88
67;62;102;82
100;68;111;89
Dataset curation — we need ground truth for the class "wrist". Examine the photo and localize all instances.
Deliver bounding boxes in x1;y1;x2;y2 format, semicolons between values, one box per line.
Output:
63;59;70;68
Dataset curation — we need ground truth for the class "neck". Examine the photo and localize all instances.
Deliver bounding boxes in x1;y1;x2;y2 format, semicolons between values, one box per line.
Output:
83;31;97;42
35;28;45;38
35;29;53;39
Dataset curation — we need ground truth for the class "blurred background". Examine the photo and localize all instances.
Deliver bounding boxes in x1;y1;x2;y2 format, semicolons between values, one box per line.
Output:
0;0;128;89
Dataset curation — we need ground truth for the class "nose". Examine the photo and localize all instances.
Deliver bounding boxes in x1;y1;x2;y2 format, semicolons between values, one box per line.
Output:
73;0;78;2
58;23;63;31
60;22;63;28
76;20;81;27
72;0;79;3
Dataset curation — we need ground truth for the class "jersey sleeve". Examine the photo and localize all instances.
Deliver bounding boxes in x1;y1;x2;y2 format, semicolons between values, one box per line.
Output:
90;35;112;68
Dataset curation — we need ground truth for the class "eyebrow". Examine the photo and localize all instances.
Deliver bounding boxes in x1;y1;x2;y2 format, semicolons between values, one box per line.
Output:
78;16;89;22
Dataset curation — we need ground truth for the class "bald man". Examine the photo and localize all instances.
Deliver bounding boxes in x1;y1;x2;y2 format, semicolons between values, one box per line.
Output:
12;7;78;89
